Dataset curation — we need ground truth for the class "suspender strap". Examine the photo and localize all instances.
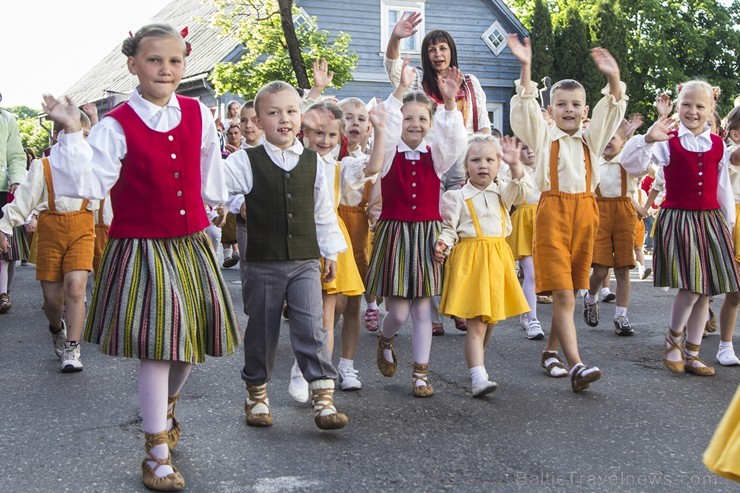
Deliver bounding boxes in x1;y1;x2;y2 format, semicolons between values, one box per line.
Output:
620;166;627;197
548;140;592;193
98;198;105;224
359;181;373;209
464;195;506;238
333;163;341;209
41;157;56;212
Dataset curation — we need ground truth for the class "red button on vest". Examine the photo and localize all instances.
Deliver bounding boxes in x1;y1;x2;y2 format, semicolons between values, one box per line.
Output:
379;148;441;222
661;131;723;211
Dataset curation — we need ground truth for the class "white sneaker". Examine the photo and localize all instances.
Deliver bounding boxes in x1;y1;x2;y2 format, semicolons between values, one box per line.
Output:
717;347;740;366
50;320;68;358
526;318;545;340
338;364;362;390
61;342;83;373
637;264;645;279
287;360;309;403
472;380;498;398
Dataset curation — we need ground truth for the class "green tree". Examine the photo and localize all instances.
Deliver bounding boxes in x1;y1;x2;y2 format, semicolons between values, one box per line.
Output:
530;0;554;85
591;1;629;87
5;106;49;158
553;4;601;107
209;0;358;99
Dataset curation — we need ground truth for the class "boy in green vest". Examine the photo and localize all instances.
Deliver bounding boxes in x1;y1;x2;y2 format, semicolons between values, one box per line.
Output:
222;81;349;430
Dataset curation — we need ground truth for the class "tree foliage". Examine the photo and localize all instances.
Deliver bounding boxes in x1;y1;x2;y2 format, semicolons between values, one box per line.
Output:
509;0;740;119
530;0;554;85
209;0;358;99
5;106;49;157
554;5;601;107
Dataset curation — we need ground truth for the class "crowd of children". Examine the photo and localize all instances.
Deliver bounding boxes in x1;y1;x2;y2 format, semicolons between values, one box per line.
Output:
1;15;739;490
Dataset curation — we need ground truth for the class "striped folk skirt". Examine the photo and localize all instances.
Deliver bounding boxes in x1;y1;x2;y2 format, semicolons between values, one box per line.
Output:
84;231;242;363
365;219;442;299
1;226;29;262
653;208;740;296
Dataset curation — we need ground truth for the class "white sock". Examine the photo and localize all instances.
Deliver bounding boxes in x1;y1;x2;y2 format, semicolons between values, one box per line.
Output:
338;357;353;370
223;246;232;258
569;362;600;378
309;379;337;416
585;293;598;304
139;360;173;478
367;301;378;310
469;366;489;388
717;341;740;365
599;287;611;298
543;352;568;377
615;306;627;318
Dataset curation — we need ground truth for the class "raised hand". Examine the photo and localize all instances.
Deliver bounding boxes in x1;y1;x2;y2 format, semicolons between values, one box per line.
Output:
625;113;644;140
42;94;82;133
500;135;523;165
655;93;673;118
438;66;463;109
398;57;414;91
591;48;620;79
81;102;99;125
369;103;388;129
644;116;676;144
507;34;531;65
392;11;422;40
312;58;334;90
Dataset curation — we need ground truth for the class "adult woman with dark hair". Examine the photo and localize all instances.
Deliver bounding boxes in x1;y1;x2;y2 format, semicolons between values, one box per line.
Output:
384;12;491;137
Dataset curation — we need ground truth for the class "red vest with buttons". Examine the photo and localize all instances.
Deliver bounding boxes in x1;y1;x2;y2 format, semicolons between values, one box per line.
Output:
105;96;209;238
661;131;723;211
379;148;441;222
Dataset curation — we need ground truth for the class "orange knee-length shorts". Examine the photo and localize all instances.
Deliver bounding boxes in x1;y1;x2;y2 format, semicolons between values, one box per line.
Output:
592;196;637;269
36;210;95;282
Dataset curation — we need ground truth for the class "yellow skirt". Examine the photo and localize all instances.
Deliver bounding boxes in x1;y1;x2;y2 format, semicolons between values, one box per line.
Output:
734;204;740;263
506;204;536;260
704;385;740;482
322;216;365;296
440;237;529;324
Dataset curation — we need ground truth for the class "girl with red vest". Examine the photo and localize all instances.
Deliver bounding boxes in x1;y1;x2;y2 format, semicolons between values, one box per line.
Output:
39;24;241;491
366;59;467;397
621;80;740;378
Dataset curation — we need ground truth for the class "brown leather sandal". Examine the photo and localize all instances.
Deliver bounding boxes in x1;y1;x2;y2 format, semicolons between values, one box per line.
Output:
141;430;185;492
244;383;273;427
684;341;715;376
166;394;180;451
540;350;567;378
663;328;685;373
376;333;397;377
411;363;434;397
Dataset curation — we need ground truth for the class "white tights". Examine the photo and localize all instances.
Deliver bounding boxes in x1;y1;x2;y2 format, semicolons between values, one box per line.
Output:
520;256;537;320
0;260;9;294
380;297;433;364
670;289;708;346
139;360;192;477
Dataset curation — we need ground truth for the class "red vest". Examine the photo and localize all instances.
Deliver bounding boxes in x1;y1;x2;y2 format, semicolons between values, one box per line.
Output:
106;96;209;238
662;131;723;211
379;147;442;222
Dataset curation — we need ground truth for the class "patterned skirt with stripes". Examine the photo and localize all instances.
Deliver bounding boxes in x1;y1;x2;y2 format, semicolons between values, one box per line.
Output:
1;226;29;262
653;208;740;296
365;219;442;299
84;231;242;363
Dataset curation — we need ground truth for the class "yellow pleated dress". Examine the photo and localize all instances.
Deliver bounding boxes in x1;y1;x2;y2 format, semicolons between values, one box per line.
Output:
440;197;529;324
703;385;740;482
322;164;365;296
506;203;537;260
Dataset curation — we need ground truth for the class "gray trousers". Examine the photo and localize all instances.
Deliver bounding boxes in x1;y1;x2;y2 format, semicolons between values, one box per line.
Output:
240;259;337;384
236;221;248;306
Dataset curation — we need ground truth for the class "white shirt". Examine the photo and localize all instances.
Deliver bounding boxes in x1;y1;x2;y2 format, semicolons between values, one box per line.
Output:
510;80;628;194
438;176;533;250
222;138;346;260
502;164;540;205
597;151;647;198
340;147;378;207
620;123;734;226
50;88;228;207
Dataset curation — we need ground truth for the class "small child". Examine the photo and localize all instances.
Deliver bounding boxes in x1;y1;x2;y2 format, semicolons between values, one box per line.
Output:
435;135;532;397
621;81;740;376
0;112;96;372
504;140;544;340
583;119;648;336
508;34;627;392
366;59;467;397
222;80;350;430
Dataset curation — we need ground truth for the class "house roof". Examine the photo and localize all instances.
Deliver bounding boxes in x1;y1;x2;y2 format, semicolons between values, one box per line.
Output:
488;0;529;36
62;0;240;105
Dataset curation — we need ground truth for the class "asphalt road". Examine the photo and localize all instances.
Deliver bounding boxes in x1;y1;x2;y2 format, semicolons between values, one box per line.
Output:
0;260;737;493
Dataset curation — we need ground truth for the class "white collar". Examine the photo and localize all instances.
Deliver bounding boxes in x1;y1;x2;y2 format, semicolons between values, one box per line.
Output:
128;87;180;120
318;151;337;166
677;122;712;143
398;139;429;153
263;137;304;156
550;125;584;142
461;179;499;200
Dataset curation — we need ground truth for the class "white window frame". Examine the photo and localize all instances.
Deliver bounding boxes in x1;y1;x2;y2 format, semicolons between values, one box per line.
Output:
487;102;504;133
380;0;425;55
481;20;508;56
294;7;317;30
